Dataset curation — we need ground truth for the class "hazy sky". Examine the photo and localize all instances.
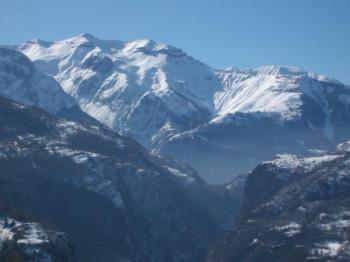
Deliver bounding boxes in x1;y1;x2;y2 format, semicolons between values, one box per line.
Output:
1;0;349;83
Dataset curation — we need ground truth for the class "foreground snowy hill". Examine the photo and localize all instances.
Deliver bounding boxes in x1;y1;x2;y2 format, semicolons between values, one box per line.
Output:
0;211;75;262
0;96;236;262
17;34;350;183
208;142;350;261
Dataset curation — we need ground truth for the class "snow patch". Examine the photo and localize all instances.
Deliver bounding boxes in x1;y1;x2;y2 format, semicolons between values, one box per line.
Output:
275;222;301;237
164;166;195;184
266;153;342;172
310;241;344;258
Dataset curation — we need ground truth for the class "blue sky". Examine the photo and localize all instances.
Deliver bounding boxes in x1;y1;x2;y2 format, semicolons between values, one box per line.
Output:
1;0;349;83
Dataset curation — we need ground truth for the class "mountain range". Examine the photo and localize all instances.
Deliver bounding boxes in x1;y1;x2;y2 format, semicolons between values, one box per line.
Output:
0;34;349;261
16;33;350;183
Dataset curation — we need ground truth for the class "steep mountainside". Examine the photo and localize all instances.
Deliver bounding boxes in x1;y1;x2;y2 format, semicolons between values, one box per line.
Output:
0;96;236;262
208;142;350;261
0;47;96;124
17;34;350;183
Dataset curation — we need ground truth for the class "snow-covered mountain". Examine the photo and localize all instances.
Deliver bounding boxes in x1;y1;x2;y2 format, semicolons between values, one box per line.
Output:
164;67;350;183
0;47;96;124
208;141;350;261
17;34;350;183
0;96;236;262
17;34;217;147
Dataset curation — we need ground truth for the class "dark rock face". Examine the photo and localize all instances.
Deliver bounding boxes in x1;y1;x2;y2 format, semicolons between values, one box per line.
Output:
81;53;114;73
0;97;237;262
208;143;350;261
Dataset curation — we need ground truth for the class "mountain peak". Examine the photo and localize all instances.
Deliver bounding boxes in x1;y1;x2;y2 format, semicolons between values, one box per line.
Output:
123;38;158;51
65;33;100;44
27;38;53;47
253;65;307;76
78;32;97;40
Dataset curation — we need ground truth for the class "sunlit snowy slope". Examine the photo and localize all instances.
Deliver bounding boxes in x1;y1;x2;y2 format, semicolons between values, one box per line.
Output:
0;47;96;124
